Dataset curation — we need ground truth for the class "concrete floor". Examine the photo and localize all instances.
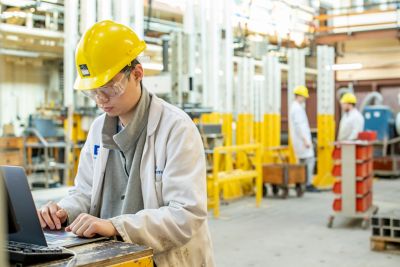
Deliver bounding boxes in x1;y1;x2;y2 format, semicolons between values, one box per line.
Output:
32;179;400;267
208;178;400;267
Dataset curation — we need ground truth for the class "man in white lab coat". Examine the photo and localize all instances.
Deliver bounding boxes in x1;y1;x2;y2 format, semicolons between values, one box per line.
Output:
289;86;318;192
338;93;364;141
37;21;215;267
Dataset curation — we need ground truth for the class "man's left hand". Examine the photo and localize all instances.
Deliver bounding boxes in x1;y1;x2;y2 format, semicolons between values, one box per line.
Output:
65;213;117;238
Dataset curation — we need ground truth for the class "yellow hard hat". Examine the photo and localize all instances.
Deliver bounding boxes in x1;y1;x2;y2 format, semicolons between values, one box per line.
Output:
340;93;357;104
74;20;146;90
293;85;309;98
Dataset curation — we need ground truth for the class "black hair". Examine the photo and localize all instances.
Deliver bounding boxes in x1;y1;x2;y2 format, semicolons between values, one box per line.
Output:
121;58;141;77
120;58;143;88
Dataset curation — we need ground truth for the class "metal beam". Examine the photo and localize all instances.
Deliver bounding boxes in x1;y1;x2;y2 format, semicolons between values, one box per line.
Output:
134;0;144;39
64;0;78;185
80;0;96;34
224;0;234;113
315;29;400;45
64;0;78;106
97;0;112;21
288;48;306;108
264;55;281;114
115;0;130;25
0;23;63;39
209;0;220;111
200;0;209;107
184;0;196;103
317;45;335;115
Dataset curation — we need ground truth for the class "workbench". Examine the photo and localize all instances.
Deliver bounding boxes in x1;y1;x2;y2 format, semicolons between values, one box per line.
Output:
26;240;153;267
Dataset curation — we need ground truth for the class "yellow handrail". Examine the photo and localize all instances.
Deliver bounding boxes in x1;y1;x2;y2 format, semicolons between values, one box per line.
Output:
211;144;263;218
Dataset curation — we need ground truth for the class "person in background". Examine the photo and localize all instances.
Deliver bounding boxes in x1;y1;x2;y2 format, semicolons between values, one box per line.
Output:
289;85;318;192
338;93;365;141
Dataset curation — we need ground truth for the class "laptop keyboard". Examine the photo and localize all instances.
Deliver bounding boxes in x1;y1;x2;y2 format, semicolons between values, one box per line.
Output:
6;241;74;264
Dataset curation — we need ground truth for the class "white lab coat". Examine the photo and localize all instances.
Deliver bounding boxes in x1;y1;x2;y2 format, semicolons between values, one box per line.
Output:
58;94;215;267
289;101;314;159
338;108;365;141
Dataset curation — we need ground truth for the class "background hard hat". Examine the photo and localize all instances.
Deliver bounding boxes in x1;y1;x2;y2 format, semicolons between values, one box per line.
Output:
293;85;309;98
74;20;146;90
340;93;357;104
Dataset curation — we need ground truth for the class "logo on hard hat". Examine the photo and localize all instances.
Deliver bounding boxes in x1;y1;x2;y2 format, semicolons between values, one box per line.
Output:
79;64;91;77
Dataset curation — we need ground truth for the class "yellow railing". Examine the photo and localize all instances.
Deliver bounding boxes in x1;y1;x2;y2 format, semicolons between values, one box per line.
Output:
209;144;263;218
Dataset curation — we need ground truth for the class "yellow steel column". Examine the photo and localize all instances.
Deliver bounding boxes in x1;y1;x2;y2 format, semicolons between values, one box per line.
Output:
314;45;336;189
313;114;335;188
262;114;272;162
272;114;281;147
237;113;254;145
222;113;233;146
255;144;263;207
262;54;282;164
254;120;262;144
262;113;281;163
212;148;221;218
222;113;233;172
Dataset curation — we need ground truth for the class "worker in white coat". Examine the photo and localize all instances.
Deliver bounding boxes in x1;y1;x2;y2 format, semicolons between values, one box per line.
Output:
289;86;318;192
338;93;365;141
37;21;215;267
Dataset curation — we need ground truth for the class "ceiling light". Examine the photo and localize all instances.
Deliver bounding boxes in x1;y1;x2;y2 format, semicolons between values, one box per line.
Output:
330;63;363;71
0;48;39;58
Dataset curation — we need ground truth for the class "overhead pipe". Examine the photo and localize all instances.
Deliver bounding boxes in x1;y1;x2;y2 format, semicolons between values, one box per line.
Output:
360;92;384;113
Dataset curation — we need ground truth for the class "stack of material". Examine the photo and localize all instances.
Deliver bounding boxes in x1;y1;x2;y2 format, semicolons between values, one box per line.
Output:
371;211;400;251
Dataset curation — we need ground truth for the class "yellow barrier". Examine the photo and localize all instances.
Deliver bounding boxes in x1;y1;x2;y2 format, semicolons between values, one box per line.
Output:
209;144;263;218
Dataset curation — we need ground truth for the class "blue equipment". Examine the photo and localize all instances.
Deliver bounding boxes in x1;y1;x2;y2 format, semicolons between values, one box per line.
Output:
363;105;395;140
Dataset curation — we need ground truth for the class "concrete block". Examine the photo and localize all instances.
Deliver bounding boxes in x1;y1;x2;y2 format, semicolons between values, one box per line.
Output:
393;230;400;239
382;218;391;227
372;227;380;236
371;217;380;227
382;228;391;237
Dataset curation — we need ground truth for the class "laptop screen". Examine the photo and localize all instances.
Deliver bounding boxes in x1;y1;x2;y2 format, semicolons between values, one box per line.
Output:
1;166;48;246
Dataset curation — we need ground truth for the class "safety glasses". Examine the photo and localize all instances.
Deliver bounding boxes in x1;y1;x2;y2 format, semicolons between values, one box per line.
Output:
82;72;130;100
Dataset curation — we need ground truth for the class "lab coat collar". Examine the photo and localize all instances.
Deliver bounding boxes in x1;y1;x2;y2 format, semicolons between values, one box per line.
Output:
146;90;163;137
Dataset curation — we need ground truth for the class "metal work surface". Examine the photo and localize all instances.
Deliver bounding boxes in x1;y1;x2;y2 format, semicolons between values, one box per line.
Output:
30;240;153;267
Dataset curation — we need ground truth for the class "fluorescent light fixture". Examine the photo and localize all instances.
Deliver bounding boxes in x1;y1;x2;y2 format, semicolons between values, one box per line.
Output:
142;62;163;71
330;63;363;71
0;48;39;58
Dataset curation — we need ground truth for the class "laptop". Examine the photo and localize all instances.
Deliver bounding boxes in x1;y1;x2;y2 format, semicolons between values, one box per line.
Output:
1;165;107;248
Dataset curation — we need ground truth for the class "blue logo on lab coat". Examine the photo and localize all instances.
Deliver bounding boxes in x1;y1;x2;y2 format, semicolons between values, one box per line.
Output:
94;145;100;159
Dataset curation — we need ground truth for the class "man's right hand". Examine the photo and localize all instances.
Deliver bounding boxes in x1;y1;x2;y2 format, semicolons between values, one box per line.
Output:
37;201;68;230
